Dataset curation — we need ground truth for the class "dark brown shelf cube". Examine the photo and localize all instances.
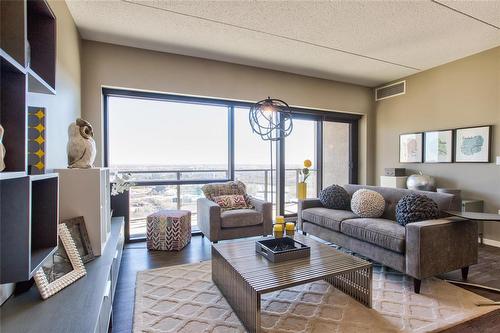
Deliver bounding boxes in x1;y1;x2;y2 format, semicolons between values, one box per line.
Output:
0;174;58;283
1;0;26;67
27;0;56;91
29;174;58;274
0;176;31;283
1;57;27;173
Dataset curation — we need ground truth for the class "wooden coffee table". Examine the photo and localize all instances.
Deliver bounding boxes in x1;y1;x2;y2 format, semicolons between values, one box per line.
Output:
212;234;372;333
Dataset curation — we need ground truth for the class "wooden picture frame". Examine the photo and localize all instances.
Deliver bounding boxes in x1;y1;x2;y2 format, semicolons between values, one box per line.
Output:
399;132;423;163
454;125;492;163
60;216;95;263
34;224;87;300
424;129;453;163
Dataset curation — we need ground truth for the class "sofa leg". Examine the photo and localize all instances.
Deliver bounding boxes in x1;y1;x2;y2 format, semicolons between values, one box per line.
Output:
461;266;469;280
212;241;218;244
302;231;307;236
200;233;204;238
414;279;421;294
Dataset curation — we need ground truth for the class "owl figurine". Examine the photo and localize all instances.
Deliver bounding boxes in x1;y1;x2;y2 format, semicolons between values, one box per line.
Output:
67;118;96;169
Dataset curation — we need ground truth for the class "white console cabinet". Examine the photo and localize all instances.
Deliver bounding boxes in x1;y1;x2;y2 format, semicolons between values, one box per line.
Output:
56;168;111;255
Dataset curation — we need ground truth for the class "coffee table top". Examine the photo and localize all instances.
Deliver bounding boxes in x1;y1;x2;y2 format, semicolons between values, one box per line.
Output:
212;234;371;293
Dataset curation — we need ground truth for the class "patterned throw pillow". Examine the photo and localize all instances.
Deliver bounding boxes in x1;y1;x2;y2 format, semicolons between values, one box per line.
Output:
202;181;252;207
395;193;439;226
350;189;385;218
319;185;351;210
213;195;251;211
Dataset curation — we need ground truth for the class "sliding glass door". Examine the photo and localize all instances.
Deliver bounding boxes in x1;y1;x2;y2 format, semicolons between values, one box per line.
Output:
283;118;318;215
322;121;351;188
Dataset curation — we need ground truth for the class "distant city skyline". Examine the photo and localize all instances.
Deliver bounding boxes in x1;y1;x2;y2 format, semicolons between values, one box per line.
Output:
108;96;316;169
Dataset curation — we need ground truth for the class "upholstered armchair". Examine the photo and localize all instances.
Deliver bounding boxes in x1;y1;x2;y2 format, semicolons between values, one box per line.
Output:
197;181;273;243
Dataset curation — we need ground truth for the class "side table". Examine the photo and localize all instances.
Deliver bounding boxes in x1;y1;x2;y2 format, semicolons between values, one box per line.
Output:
444;210;500;305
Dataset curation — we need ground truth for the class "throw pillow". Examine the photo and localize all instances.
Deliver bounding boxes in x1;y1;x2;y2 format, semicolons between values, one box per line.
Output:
351;189;385;218
395;193;439;226
213;194;252;211
319;185;351;210
202;180;252;207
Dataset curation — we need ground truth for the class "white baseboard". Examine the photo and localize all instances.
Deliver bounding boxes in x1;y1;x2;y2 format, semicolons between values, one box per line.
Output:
482;237;500;248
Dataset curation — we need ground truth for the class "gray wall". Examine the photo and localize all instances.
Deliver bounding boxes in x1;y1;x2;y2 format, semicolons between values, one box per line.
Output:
375;46;500;242
80;40;375;185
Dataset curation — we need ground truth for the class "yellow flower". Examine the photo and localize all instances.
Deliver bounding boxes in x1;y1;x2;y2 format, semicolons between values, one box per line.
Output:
303;159;312;168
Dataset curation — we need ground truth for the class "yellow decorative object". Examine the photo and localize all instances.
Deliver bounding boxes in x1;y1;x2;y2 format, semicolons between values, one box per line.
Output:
34;149;45;158
33;109;45;119
275;216;285;224
297;182;307;200
34;135;45;145
273;224;283;238
34;123;45;132
285;222;295;237
34;161;44;170
304;159;312;168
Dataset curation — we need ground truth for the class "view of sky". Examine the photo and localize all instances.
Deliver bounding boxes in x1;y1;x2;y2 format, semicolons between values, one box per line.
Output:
108;96;316;169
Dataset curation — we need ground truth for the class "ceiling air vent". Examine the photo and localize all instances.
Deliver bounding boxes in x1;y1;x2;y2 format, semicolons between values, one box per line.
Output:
375;80;406;101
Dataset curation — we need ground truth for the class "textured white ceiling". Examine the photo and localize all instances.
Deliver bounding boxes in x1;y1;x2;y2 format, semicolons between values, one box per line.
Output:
66;0;500;87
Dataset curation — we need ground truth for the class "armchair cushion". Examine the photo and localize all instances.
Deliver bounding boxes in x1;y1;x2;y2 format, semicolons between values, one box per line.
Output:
221;209;263;228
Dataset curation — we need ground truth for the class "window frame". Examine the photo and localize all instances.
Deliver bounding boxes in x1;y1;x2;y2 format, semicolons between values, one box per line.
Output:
102;88;361;240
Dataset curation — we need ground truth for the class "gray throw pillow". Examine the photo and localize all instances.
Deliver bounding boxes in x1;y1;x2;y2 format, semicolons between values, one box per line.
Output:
395;193;439;226
319;185;351;210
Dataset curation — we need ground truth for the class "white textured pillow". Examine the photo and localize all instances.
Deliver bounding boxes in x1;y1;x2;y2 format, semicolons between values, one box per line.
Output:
351;189;385;218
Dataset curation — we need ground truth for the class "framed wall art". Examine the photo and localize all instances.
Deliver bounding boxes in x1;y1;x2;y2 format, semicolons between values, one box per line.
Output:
424;129;453;163
455;126;491;163
61;216;95;263
400;132;423;163
34;224;87;300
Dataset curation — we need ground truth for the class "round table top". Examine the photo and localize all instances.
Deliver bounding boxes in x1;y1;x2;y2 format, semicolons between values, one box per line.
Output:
445;211;500;221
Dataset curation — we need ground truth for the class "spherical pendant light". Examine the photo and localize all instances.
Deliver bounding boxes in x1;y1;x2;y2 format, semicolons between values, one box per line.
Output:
249;97;293;141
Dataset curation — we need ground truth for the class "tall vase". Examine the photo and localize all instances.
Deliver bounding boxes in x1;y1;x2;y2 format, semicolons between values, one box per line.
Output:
297;182;307;200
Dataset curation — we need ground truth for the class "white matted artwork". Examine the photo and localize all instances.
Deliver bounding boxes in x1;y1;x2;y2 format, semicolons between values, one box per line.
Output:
399;133;423;163
455;126;491;163
34;224;87;300
424;130;453;163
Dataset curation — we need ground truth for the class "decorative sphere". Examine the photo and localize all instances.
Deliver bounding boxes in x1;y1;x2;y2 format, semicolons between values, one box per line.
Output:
406;172;436;191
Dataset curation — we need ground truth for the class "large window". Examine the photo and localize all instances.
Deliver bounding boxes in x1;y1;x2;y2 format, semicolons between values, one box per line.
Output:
104;89;360;241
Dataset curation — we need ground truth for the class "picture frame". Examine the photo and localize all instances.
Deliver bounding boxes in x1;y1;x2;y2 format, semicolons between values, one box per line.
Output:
454;125;491;163
60;216;95;263
34;224;87;300
399;132;423;163
424;129;453;163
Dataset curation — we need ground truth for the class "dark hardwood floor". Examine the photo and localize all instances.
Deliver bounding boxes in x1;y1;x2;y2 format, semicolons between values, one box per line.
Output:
112;237;500;333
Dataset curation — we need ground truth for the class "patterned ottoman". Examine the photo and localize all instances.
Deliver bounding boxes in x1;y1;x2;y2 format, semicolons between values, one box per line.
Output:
146;210;192;251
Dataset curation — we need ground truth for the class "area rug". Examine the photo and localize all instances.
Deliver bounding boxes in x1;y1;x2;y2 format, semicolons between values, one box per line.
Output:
133;261;498;333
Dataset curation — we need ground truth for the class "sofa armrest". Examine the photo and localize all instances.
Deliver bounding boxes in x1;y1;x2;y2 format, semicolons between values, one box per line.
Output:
297;199;323;231
196;198;221;241
405;217;478;279
249;196;273;235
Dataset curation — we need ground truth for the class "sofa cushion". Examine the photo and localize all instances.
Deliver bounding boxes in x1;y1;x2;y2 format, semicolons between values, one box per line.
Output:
220;209;263;228
302;208;359;232
202;181;253;207
341;218;406;253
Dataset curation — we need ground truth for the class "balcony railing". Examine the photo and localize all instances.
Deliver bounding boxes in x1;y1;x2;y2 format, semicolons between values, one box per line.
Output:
119;168;317;239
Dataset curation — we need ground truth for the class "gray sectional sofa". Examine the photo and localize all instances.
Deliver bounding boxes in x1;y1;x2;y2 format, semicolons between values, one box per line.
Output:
297;184;478;293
